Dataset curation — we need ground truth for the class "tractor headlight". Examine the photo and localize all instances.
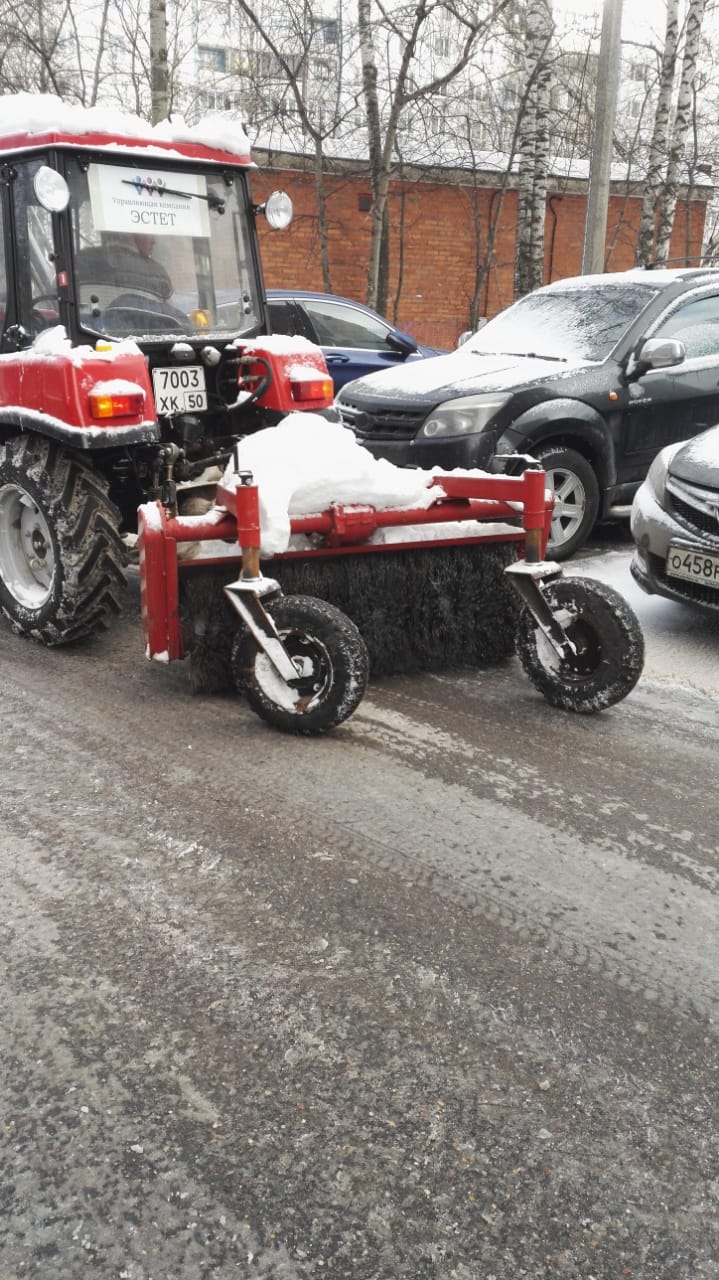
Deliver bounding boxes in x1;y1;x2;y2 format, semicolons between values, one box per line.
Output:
417;393;509;440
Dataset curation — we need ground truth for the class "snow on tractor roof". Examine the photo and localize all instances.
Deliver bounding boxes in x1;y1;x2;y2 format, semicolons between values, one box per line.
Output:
0;92;253;166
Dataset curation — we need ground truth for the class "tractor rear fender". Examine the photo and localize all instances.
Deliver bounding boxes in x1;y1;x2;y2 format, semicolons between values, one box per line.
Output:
0;344;159;449
0;408;159;450
498;398;615;493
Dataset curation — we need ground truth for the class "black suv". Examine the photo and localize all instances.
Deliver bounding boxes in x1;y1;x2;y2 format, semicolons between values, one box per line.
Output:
336;267;719;557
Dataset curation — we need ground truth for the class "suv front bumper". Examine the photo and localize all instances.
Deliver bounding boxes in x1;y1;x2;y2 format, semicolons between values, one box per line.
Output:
347;430;499;472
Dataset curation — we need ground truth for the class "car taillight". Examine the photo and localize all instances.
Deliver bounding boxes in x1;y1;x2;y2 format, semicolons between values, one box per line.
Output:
89;391;145;419
290;376;334;402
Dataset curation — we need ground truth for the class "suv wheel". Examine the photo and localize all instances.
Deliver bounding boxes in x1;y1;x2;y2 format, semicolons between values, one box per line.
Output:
535;445;600;560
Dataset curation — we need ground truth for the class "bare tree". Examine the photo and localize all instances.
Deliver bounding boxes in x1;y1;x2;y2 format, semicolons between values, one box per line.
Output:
235;1;356;293
0;0;76;96
357;0;511;312
121;0;197;119
0;0;192;118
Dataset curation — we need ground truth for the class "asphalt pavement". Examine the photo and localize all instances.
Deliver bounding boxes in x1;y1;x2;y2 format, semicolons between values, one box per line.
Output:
1;536;718;1280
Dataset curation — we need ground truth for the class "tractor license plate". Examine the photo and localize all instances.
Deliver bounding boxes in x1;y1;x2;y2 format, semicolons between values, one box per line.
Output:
666;543;719;587
152;365;207;415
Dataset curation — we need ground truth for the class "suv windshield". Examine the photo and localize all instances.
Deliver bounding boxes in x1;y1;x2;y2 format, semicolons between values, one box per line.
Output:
469;283;659;362
66;158;262;339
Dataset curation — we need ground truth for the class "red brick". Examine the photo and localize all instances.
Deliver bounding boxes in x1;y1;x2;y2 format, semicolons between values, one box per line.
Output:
252;168;708;350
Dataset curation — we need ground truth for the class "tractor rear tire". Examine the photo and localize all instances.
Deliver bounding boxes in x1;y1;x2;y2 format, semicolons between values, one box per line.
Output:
516;576;644;713
232;594;369;734
0;435;126;645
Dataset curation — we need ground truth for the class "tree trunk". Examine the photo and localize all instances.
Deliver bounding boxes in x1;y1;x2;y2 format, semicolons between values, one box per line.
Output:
635;0;680;266
358;0;409;312
654;0;706;264
514;0;553;298
514;90;538;298
529;39;552;288
358;0;382;309
149;0;168;125
89;0;112;106
312;137;332;294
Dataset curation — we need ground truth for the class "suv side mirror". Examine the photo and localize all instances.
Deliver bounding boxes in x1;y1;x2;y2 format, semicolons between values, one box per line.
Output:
629;336;686;379
387;329;418;357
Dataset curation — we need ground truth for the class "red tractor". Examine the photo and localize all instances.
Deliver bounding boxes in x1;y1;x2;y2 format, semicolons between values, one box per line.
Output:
0;97;333;646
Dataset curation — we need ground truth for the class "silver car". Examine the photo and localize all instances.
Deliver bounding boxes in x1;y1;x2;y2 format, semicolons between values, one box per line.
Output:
630;424;719;611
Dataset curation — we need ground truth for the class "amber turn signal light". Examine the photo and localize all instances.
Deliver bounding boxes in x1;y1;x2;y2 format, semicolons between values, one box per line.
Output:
290;376;334;402
89;391;145;419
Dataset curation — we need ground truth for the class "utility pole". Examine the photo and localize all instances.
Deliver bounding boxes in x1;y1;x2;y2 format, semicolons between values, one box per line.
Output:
581;0;624;274
150;0;169;124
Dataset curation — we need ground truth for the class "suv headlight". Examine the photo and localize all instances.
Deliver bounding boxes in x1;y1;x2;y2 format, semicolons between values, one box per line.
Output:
417;393;509;440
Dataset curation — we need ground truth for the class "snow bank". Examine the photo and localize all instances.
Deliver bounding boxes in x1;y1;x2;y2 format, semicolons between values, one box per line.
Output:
223;414;447;555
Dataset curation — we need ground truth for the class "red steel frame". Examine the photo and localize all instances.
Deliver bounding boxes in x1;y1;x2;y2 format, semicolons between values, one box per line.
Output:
139;468;552;664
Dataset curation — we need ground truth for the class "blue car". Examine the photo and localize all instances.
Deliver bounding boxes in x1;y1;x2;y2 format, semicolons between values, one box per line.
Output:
266;289;444;389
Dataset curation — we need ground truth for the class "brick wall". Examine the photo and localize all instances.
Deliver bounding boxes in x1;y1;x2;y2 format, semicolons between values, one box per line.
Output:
251;162;711;350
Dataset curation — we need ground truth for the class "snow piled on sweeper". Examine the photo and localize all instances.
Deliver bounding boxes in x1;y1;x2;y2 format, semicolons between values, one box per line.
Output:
224;413;452;553
180;414;524;691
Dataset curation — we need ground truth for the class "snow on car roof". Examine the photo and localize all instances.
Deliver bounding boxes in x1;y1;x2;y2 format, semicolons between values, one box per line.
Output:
0;92;252;165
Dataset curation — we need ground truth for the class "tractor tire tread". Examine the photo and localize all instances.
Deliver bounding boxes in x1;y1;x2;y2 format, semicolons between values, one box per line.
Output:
0;435;126;646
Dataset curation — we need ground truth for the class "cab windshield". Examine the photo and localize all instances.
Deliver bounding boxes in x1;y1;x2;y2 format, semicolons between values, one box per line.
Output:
66;158;262;339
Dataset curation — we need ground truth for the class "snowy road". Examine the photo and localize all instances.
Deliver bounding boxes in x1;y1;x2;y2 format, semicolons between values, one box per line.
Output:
1;547;718;1279
570;541;719;699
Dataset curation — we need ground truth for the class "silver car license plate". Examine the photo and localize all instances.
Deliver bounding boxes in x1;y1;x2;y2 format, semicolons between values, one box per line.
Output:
666;543;719;586
152;365;207;415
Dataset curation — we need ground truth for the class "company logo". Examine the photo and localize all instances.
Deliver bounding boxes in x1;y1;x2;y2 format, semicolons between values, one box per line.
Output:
129;176;167;198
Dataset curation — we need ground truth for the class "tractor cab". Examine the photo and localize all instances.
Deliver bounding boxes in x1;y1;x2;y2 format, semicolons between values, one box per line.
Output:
0;108;332;532
2;132;278;348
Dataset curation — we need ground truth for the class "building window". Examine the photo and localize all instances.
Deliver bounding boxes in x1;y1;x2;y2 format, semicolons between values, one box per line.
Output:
198;89;243;113
312;17;338;45
199;46;227;73
629;60;649;83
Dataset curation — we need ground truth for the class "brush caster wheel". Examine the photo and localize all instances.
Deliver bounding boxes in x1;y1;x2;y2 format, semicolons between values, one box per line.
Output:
516;576;644;713
0;435;126;645
232;594;370;734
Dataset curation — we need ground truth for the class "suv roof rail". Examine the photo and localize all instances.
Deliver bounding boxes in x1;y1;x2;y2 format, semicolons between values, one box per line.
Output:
644;256;719;272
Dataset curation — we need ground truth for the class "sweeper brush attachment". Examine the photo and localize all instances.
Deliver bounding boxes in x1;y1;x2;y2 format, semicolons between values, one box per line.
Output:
138;464;644;731
180;540;520;690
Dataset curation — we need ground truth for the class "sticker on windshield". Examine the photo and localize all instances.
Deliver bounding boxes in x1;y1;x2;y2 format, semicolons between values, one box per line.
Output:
88;164;211;238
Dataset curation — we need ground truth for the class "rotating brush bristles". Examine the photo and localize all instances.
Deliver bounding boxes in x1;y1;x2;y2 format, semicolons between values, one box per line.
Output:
180;542;521;694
